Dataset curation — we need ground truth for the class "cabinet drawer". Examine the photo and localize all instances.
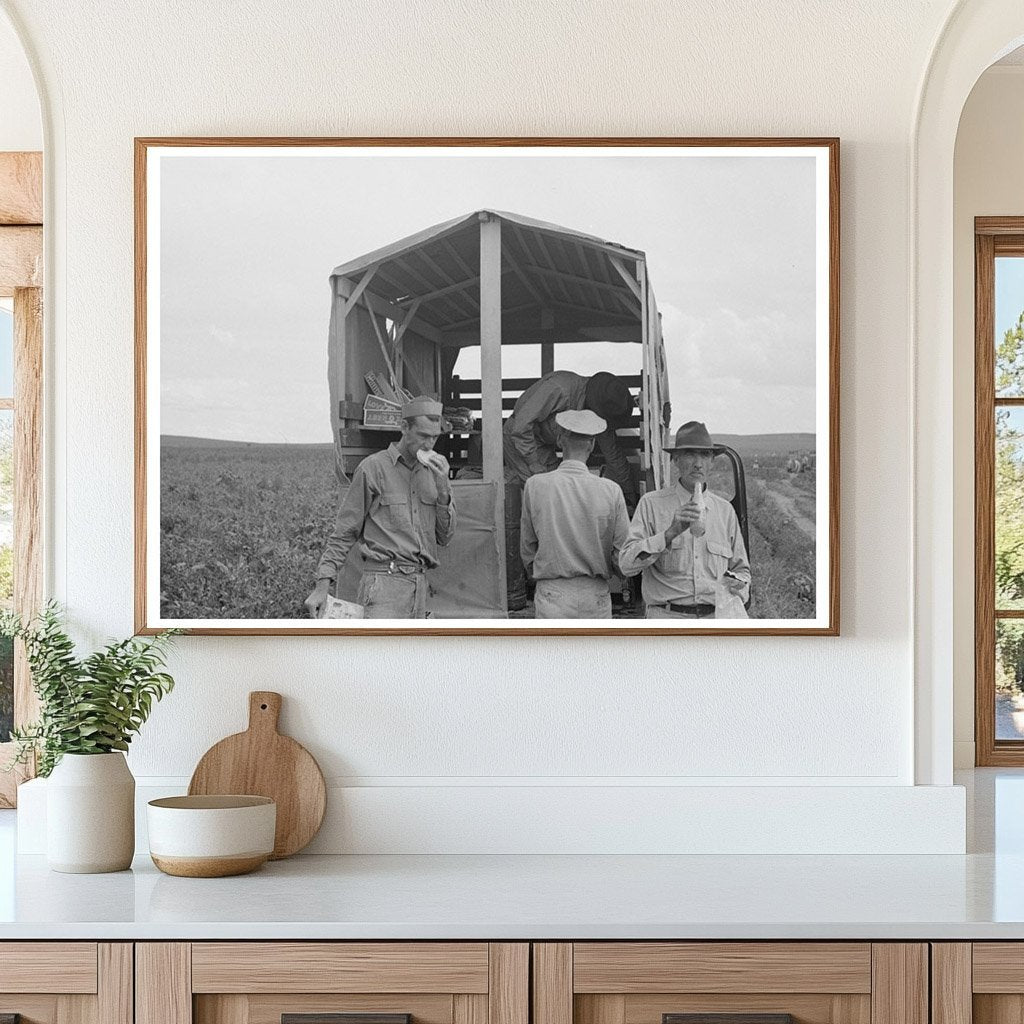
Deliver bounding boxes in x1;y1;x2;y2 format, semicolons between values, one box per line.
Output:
937;942;1024;1024
0;942;98;994
0;943;130;1024
534;943;926;1024
572;944;872;994
191;944;490;993
570;943;872;1024
139;942;528;1024
973;944;1024;992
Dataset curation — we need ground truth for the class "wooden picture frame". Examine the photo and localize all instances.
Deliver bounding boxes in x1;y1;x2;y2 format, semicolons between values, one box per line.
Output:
135;137;839;636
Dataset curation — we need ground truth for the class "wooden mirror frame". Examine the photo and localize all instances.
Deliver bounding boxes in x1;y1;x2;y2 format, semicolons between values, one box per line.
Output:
0;151;44;807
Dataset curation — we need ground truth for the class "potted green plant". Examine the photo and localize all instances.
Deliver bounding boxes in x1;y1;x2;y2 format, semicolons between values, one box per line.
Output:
2;603;179;873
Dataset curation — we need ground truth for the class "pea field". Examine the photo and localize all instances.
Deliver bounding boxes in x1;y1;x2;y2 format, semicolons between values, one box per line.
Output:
160;439;341;620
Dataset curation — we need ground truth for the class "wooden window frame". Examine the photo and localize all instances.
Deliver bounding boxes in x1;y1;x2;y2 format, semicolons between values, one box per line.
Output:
975;217;1024;765
0;151;43;806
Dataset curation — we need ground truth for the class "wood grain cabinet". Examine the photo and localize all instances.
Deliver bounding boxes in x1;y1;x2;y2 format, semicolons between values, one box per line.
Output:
0;937;960;1024
0;943;132;1024
932;943;1024;1024
532;944;929;1024
136;944;528;1024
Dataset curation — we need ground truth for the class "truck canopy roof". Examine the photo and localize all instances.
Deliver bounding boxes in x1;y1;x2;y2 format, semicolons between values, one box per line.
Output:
330;209;649;348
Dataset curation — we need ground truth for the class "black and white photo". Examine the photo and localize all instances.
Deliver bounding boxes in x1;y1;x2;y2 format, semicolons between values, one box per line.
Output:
136;139;838;634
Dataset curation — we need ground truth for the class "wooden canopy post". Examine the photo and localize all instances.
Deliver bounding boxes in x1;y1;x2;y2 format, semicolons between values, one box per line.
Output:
479;214;507;603
327;278;351;481
540;342;554;377
639;259;653;487
540;306;554;377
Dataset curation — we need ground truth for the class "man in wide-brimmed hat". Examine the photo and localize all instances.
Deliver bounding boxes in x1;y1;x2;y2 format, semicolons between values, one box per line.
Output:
619;421;750;619
520;409;631;619
305;396;456;619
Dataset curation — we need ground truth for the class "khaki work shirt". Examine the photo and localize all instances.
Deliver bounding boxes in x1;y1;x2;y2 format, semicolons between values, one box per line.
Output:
316;443;456;583
520;460;630;581
618;483;750;606
502;371;636;504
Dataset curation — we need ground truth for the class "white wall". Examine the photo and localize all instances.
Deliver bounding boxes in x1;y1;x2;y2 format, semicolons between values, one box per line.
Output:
952;66;1024;768
0;12;39;151
0;0;971;852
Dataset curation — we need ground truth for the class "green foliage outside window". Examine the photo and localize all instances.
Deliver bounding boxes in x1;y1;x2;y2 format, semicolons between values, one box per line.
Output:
997;621;1024;694
995;311;1024;692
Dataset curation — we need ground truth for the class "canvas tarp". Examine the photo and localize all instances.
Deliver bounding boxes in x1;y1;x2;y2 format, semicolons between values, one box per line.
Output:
330;208;645;283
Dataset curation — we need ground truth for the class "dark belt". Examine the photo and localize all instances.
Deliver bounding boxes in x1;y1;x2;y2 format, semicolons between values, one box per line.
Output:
366;560;426;576
655;602;715;617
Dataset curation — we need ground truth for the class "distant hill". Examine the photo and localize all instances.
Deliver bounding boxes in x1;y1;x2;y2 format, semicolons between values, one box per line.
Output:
713;433;815;455
161;433;815;457
161;435;334;452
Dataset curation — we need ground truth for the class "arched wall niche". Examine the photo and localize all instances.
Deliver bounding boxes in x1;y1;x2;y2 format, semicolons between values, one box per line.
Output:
0;6;42;151
0;6;43;151
914;0;1024;785
951;42;1024;770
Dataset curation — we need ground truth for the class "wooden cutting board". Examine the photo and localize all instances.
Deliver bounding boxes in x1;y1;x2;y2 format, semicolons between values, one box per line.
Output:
188;691;327;859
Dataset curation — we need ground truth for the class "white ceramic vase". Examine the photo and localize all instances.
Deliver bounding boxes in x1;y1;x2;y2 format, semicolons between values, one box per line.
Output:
46;752;135;873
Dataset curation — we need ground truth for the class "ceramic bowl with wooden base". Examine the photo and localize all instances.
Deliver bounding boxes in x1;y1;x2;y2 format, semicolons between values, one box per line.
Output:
147;795;276;877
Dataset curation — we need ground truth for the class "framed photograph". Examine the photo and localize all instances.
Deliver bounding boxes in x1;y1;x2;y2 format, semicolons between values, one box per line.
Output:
135;137;838;635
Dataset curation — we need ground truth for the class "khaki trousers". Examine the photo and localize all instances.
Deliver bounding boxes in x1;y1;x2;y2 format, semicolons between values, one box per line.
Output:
357;571;428;619
534;577;612;619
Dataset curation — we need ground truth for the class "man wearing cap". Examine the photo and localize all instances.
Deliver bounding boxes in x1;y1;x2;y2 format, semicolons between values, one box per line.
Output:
520;409;631;619
502;370;638;507
304;396;456;619
619;421;751;619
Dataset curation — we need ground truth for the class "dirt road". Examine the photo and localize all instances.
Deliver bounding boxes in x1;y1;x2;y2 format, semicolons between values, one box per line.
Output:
764;478;815;539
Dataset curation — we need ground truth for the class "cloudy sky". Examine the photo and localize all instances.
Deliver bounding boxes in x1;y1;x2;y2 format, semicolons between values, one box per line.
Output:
158;147;820;443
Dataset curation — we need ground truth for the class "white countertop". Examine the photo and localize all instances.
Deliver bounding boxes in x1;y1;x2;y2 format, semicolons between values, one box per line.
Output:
2;849;1024;940
3;768;1023;941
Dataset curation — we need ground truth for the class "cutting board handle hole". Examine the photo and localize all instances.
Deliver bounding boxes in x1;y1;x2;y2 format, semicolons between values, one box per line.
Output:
260;703;268;710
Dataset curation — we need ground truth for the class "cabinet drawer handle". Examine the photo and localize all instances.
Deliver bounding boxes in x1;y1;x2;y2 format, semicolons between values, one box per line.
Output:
664;1016;794;1024
283;1015;411;1024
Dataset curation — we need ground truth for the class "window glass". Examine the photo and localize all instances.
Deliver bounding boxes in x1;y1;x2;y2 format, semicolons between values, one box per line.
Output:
983;245;1024;758
996;257;1024;397
997;406;1024;610
997;620;1024;740
0;307;12;398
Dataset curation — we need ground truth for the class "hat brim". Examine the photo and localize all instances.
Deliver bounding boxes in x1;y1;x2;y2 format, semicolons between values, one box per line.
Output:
664;443;726;454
